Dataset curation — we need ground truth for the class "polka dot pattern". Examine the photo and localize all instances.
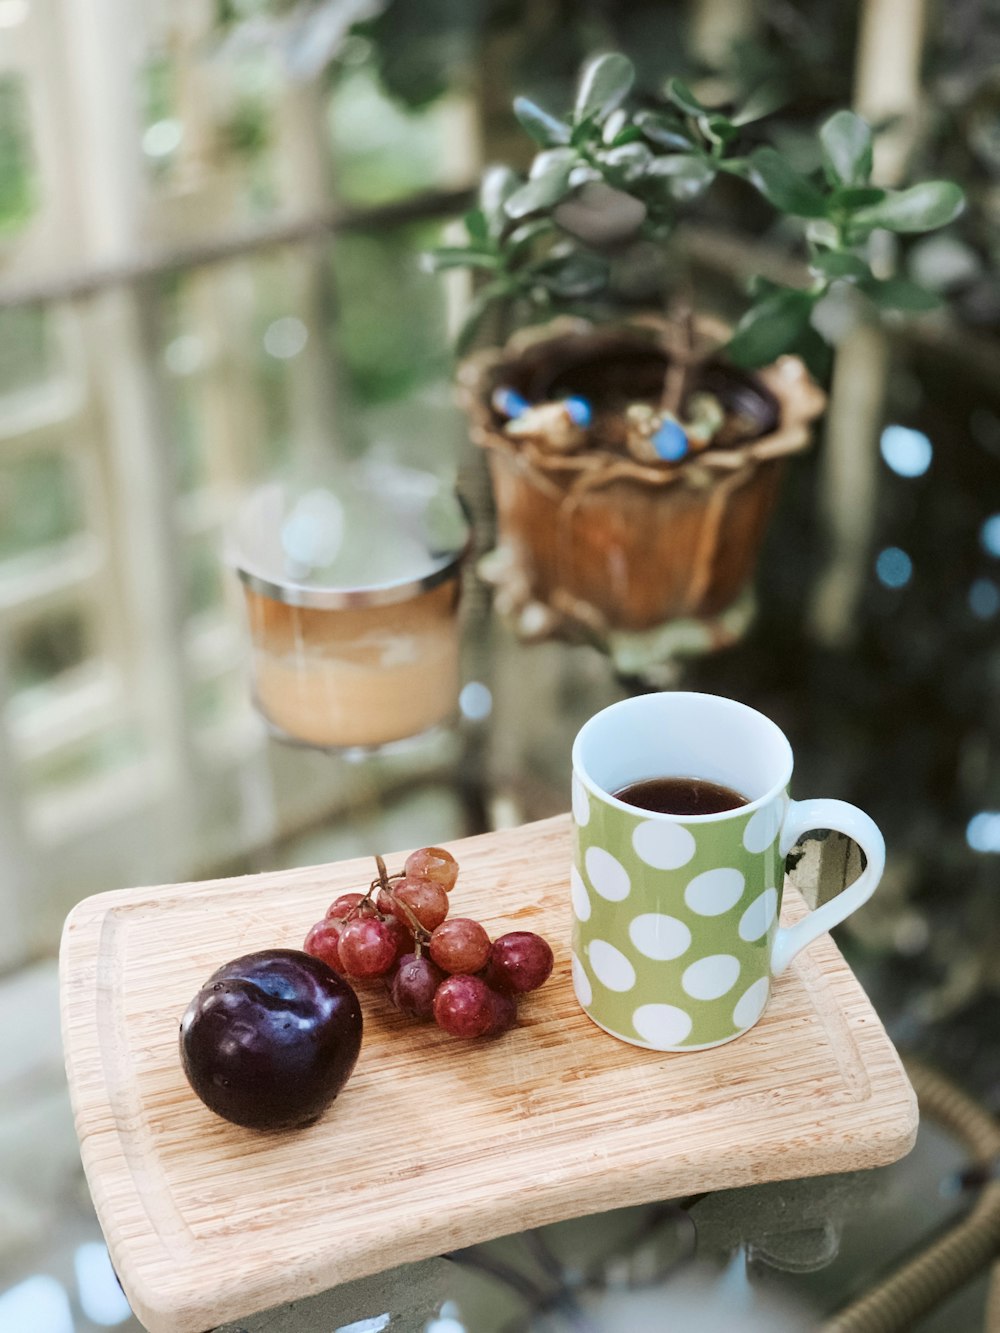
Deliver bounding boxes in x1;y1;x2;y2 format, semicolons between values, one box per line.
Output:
632;820;696;870
733;977;770;1031
684;867;745;917
571;952;592;1008
681;954;741;1001
739;888;778;942
629;913;691;962
570;867;591;923
585;846;631;902
632;1004;692;1048
587;939;636;992
572;773;787;1048
743;799;785;853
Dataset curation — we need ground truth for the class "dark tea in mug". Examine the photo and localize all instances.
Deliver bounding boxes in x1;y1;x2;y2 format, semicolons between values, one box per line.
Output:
612;776;750;816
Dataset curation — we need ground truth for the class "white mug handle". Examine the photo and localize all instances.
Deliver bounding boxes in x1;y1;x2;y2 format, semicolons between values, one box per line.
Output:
770;798;886;976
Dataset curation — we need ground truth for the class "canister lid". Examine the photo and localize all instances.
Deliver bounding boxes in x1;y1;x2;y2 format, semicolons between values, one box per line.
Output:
229;461;470;609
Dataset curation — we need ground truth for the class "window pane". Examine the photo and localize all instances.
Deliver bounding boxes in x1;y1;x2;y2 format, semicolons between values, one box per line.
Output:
0;451;85;560
0;74;36;235
329;63;473;207
332;222;452;404
8;607;90;695
25;719;145;794
183;531;226;619
0;307;52;401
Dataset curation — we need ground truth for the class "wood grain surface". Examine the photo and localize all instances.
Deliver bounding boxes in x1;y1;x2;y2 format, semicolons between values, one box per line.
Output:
60;815;917;1333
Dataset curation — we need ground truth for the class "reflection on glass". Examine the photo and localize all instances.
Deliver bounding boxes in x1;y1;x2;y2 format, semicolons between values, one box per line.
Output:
879;425;933;477
969;578;1000;619
263;317;308;360
875;547;913;589
459;681;492;722
333;1315;391;1333
966;811;1000;852
74;1243;132;1326
0;1274;73;1333
980;513;1000;557
141;119;182;159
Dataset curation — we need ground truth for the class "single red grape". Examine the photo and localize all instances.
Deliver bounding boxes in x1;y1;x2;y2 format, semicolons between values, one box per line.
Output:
433;975;494;1038
391;878;449;932
376;887;396;915
404;846;459;892
390;953;446;1020
488;932;554;994
337;917;398;979
484;986;518;1037
429;918;491;975
303;919;344;973
326;892;367;920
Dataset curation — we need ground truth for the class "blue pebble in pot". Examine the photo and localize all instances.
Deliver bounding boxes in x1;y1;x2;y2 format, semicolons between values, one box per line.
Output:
651;416;690;462
491;386;530;420
563;395;593;428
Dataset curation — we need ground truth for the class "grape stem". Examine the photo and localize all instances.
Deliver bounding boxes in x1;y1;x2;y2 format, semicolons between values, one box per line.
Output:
350;854;433;956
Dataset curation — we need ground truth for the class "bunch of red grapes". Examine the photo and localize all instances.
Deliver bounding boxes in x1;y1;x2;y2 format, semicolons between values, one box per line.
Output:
302;846;554;1039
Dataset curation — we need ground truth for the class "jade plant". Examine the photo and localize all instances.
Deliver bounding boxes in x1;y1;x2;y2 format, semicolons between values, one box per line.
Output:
430;52;965;372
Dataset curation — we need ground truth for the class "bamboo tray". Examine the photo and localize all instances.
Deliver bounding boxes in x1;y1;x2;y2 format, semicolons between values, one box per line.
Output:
60;815;917;1333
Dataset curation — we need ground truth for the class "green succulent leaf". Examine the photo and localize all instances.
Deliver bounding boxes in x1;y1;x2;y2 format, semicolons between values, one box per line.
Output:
505;218;556;253
634;110;694;151
529;147;577;179
601;141;653;181
831;186;885;211
463;208;490;245
532;251;610;297
513;96;571;147
732;80;788;126
602;108;628;144
504;161;574;219
793;325;835;381
480;166;521;236
611;125;644;147
863;277;942;311
747;274;782;299
646;153;716;200
700;113;738;145
725;288;814;368
819;110;873;187
425;246;498;273
664;77;706;118
749;147;828;217
570;117;600;148
574;53;635;124
808;250;870;280
568;163;602;188
850;181;966;233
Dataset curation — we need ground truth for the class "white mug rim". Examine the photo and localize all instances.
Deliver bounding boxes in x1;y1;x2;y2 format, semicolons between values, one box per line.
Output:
572;691;794;824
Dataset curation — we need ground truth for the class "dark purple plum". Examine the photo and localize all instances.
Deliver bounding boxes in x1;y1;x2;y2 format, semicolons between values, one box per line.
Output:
179;949;362;1130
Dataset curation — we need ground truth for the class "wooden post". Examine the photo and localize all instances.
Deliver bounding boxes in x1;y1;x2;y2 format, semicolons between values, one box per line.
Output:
809;0;928;647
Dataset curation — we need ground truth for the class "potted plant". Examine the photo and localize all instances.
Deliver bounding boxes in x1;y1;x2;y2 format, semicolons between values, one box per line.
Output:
430;53;964;669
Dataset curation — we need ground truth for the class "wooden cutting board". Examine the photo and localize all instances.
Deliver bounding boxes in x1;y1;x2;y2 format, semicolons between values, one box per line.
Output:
60;815;916;1333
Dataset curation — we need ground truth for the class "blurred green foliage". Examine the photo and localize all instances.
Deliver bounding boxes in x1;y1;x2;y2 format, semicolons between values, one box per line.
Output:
0;76;35;234
331;221;452;401
0;453;84;564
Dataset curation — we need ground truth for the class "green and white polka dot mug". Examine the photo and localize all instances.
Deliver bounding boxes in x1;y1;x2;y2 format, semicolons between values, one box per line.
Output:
570;692;885;1051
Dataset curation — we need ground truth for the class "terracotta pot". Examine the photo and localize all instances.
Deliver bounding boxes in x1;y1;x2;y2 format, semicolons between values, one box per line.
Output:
458;316;825;634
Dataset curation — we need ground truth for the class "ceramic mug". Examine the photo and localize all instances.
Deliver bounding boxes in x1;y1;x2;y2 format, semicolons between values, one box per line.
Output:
570;691;885;1051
